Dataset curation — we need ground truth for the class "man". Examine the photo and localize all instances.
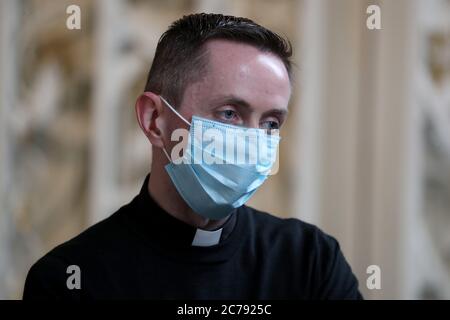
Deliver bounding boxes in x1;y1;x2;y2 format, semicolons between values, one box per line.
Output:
23;13;362;299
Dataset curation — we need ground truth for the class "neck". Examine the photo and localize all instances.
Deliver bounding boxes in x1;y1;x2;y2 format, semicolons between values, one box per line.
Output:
148;151;229;230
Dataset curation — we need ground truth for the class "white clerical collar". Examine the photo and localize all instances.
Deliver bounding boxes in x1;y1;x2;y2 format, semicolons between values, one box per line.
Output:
191;228;223;247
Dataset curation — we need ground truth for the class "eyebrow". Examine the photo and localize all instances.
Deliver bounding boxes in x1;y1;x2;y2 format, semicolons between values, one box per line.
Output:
210;94;252;110
261;108;288;119
209;94;288;117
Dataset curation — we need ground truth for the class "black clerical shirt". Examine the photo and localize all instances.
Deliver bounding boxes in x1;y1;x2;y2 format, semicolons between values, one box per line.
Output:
23;174;362;299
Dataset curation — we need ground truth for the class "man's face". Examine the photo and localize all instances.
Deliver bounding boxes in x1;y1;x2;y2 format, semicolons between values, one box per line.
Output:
165;39;291;136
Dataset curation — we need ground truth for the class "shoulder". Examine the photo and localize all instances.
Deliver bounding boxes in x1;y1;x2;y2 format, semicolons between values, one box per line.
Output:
242;205;363;299
48;206;130;261
243;205;338;249
23;205;131;299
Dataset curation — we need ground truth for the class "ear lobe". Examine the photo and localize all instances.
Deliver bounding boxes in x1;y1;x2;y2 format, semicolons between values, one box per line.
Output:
135;92;165;148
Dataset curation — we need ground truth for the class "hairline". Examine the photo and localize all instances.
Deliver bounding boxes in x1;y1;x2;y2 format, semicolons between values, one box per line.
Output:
175;38;292;108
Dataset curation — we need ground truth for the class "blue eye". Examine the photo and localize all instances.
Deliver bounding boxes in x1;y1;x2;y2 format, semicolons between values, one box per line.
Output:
221;109;237;120
261;120;280;130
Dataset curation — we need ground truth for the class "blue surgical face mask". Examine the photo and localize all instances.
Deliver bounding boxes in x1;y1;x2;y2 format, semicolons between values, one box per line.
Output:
160;96;280;220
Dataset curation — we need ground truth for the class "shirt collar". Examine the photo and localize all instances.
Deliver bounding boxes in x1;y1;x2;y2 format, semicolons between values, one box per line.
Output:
132;174;237;248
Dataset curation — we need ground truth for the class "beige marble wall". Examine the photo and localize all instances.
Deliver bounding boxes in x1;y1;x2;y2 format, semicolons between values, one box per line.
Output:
0;0;449;299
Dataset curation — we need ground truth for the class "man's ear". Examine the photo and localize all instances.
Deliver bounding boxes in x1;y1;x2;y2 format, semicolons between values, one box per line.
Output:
135;92;165;148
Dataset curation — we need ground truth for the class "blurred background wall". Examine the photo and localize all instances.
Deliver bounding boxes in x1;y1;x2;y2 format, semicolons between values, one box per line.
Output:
0;0;449;299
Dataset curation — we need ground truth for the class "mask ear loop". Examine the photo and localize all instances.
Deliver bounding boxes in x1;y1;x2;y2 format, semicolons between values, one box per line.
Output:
159;96;191;164
162;147;172;163
160;96;191;126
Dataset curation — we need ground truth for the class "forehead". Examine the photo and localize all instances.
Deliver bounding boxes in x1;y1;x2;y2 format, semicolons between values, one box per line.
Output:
183;39;291;110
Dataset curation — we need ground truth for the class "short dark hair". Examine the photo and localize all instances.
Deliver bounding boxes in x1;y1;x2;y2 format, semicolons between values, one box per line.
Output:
144;13;292;107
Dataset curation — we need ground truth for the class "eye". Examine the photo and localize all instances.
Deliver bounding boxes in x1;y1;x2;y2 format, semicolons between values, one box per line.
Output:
261;120;280;130
218;109;239;122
